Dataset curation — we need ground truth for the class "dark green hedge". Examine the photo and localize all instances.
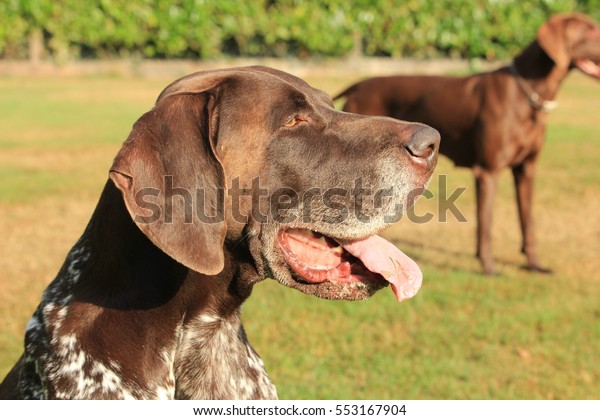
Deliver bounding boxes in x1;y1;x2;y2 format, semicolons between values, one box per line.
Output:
1;0;599;60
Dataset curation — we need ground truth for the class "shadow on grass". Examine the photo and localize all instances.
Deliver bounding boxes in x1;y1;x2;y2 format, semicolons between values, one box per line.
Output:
394;238;544;275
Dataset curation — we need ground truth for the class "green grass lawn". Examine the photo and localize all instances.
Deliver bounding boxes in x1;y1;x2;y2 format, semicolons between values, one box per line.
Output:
0;69;599;399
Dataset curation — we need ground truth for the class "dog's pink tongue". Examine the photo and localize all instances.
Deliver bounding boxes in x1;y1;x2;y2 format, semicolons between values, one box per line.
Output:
576;59;600;79
340;235;422;302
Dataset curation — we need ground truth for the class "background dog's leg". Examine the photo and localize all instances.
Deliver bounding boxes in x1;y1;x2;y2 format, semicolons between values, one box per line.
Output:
474;168;499;275
512;158;552;273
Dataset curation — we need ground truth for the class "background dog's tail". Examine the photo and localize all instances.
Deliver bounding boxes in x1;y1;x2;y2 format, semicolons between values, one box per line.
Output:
332;82;360;102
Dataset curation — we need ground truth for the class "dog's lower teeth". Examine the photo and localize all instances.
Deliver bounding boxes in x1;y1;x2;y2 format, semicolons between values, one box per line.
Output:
297;228;318;237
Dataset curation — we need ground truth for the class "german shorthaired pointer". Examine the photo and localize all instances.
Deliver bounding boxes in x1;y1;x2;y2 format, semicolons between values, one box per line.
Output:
0;66;439;399
335;13;600;274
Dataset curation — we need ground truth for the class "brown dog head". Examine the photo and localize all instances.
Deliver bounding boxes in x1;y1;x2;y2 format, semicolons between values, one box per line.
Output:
537;13;600;79
110;66;440;302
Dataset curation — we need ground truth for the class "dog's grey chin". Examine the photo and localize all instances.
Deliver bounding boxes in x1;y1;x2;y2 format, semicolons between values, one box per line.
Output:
272;267;387;301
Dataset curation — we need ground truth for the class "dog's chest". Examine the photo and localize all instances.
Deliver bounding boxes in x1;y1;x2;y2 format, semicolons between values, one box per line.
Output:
20;242;176;399
174;313;277;400
20;240;277;400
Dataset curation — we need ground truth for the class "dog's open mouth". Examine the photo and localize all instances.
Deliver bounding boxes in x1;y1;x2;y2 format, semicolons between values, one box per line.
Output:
576;58;600;79
276;228;422;302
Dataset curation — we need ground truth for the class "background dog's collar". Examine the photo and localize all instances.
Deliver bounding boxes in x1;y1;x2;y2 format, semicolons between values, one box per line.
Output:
509;63;558;112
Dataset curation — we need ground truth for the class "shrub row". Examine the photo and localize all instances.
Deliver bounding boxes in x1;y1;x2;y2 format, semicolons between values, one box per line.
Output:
1;0;599;60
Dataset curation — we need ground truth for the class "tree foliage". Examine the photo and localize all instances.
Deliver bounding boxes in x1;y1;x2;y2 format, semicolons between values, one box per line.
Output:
1;0;598;60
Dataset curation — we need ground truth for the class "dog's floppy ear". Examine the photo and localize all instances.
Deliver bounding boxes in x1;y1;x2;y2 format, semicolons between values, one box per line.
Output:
537;14;571;69
110;79;227;275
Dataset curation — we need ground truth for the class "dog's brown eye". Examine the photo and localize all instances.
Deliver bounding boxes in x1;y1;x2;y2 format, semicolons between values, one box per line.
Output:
284;116;303;127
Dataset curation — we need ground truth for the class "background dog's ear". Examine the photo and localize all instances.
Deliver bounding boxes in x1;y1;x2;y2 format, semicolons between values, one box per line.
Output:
537;14;570;69
110;91;226;275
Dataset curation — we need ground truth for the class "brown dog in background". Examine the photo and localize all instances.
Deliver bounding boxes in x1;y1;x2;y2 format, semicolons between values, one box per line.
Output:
335;13;600;274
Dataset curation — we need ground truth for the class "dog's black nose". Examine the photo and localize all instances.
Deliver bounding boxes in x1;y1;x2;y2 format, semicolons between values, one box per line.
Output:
404;125;440;170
